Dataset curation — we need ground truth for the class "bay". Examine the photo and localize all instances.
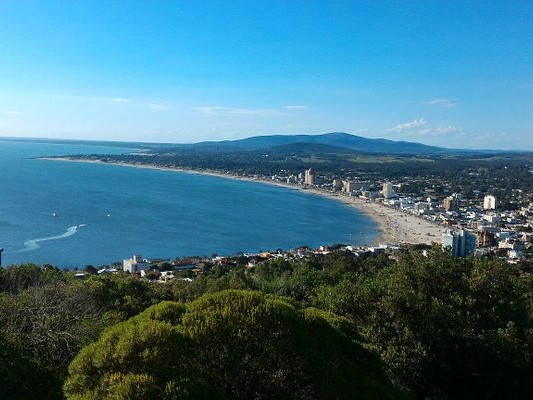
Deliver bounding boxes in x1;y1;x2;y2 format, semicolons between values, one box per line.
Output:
0;140;379;267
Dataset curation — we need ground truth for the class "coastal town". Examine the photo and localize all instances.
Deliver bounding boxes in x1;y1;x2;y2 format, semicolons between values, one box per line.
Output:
81;162;533;283
272;167;533;262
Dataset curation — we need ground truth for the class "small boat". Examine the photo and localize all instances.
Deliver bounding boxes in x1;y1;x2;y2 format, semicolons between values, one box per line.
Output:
52;212;58;217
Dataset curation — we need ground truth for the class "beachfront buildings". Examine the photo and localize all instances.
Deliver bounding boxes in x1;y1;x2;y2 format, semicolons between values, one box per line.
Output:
304;168;316;185
442;229;477;257
244;166;531;264
382;181;394;199
332;179;343;190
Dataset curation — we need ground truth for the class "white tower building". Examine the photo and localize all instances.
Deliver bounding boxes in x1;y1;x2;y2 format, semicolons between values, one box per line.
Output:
483;195;497;210
304;168;316;185
382;181;394;199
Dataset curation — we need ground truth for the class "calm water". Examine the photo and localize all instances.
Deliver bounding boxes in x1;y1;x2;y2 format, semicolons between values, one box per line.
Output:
0;140;379;267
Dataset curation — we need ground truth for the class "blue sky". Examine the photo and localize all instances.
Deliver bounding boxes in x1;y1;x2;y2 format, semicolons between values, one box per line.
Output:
0;1;532;149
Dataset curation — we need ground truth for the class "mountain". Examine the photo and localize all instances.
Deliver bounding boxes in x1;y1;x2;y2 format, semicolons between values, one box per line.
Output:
173;132;448;155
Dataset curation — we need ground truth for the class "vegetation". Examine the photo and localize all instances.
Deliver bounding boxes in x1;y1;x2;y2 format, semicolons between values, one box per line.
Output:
64;290;405;400
67;147;533;207
0;248;532;399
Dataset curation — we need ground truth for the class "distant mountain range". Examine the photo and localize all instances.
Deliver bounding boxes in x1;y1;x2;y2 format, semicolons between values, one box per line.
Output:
163;132;451;155
2;133;511;156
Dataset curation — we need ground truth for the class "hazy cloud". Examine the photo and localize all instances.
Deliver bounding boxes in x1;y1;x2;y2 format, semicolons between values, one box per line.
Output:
426;98;457;107
389;118;427;133
91;97;133;104
285;105;307;109
418;125;459;136
147;103;172;110
2;111;22;115
195;106;283;116
435;125;459;133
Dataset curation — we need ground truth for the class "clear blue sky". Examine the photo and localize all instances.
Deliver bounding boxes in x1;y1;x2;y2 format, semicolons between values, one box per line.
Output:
0;1;532;149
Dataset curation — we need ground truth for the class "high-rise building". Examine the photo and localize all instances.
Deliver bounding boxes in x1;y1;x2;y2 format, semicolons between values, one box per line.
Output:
382;181;394;199
304;168;316;185
443;196;457;211
343;180;353;194
483;195;497;210
442;229;476;257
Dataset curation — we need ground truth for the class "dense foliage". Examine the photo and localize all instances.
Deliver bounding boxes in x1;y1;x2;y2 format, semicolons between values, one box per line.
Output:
64;290;405;400
0;249;532;399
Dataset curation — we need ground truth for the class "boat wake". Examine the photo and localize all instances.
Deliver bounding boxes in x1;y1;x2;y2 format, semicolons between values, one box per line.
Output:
10;224;86;253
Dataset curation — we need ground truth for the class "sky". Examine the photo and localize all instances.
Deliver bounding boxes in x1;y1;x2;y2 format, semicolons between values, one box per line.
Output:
0;1;532;150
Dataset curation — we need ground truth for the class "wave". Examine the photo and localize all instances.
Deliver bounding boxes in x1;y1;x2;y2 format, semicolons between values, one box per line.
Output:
10;224;85;253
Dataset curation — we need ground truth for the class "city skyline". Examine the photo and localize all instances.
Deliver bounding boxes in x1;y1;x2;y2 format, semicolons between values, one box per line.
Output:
1;1;532;150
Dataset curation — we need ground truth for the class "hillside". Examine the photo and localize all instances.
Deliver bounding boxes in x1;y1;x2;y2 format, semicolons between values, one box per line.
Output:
165;132;448;155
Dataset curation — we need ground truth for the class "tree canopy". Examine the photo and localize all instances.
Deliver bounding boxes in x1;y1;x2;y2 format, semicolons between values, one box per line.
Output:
1;250;532;399
317;249;533;399
64;290;406;400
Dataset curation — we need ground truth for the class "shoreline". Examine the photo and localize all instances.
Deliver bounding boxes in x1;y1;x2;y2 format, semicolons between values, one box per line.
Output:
40;157;446;246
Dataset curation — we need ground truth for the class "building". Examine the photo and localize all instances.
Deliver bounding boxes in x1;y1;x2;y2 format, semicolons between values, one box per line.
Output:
414;202;429;214
442;229;477;257
483;212;501;223
342;180;354;194
382;181;394;199
483;195;497;210
443;196;457;211
361;190;379;200
332;179;343;190
478;230;497;247
304;168;316;185
123;255;151;273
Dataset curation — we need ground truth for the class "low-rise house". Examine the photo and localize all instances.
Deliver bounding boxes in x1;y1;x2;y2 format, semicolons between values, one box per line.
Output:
123;255;150;274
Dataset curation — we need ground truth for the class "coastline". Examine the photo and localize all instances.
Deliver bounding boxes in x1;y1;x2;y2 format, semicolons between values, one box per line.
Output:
40;157;446;246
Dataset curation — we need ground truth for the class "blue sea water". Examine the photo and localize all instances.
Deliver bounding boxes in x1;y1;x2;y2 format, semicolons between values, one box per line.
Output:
0;140;380;267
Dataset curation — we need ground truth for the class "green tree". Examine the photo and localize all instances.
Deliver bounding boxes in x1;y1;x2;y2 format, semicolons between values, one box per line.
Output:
0;276;103;400
65;290;407;400
346;249;533;399
86;273;155;320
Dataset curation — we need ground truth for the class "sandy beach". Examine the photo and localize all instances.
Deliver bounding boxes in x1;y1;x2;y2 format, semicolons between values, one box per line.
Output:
41;157;446;246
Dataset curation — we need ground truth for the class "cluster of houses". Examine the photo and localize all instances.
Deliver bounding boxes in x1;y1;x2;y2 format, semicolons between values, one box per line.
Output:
272;168;533;263
104;244;394;282
380;193;533;262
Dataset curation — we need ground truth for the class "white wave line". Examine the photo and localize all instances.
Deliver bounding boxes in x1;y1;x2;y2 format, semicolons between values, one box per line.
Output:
10;225;85;253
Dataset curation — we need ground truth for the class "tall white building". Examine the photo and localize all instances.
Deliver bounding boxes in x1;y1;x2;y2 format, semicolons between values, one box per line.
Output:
382;181;394;199
483;195;497;210
304;168;316;185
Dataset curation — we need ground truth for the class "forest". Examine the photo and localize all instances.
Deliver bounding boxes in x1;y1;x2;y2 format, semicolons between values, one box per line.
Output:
1;248;531;399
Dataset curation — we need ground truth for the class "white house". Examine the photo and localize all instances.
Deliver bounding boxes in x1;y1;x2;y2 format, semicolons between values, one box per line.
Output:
123;255;150;274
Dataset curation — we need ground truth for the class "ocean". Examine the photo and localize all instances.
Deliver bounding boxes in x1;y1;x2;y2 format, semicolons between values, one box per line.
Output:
0;140;379;267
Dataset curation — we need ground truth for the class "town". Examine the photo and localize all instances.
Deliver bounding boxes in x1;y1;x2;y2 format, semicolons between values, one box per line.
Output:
59;143;533;277
81;163;532;283
286;167;533;261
